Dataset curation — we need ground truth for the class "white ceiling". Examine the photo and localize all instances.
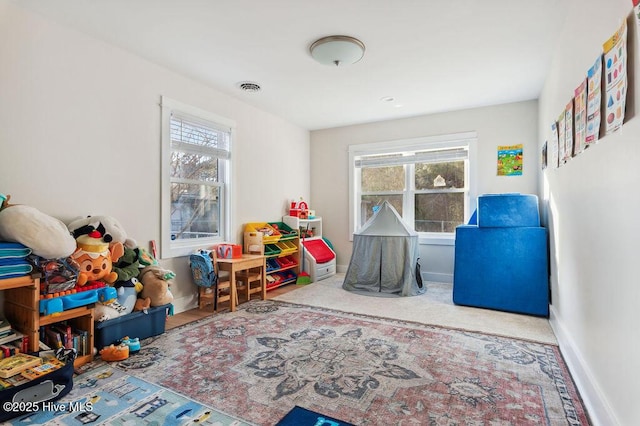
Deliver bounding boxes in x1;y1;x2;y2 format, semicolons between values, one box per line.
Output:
15;0;570;131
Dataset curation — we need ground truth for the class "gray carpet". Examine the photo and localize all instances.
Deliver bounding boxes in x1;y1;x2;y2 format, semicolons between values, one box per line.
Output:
272;273;557;345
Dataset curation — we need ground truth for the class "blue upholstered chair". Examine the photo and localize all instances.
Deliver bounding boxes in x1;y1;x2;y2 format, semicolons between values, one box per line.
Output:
453;194;549;316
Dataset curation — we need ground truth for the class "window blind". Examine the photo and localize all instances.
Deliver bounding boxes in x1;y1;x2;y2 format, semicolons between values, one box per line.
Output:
171;112;230;159
355;147;468;168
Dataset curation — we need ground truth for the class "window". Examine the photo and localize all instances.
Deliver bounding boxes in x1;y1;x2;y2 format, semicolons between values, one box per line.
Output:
349;132;476;242
160;97;235;258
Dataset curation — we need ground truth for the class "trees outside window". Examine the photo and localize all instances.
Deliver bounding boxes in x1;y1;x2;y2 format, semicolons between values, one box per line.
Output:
161;97;234;258
349;133;476;239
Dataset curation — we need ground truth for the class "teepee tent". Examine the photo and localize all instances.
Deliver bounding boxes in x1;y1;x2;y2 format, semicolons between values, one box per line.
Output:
343;201;425;297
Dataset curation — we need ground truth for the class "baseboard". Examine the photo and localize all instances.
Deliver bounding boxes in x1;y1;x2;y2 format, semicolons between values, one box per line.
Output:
171;294;198;315
423;272;452;284
335;265;452;285
549;305;619;426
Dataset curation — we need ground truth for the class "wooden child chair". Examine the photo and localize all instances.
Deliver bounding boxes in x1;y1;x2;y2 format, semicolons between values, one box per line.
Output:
199;249;238;312
235;245;265;304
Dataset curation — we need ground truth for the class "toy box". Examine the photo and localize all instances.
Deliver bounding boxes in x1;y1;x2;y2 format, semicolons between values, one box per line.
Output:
0;355;74;422
94;304;171;349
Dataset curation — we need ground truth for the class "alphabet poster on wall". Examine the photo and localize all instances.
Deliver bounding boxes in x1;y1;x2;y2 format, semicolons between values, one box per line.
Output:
549;122;559;169
603;20;627;135
573;79;587;156
557;111;566;166
564;100;574;163
585;55;602;147
497;144;523;176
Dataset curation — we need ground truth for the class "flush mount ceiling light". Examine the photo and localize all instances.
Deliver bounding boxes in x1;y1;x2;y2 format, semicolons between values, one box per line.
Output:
309;35;365;67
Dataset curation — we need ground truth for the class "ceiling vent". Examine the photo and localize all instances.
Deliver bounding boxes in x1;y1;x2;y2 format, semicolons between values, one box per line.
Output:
237;81;261;93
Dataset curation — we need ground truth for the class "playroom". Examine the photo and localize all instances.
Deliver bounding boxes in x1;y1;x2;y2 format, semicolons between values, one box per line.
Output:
0;1;637;425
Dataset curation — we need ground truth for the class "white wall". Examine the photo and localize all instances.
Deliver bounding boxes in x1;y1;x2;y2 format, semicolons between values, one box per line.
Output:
539;1;639;424
310;100;539;281
0;1;310;312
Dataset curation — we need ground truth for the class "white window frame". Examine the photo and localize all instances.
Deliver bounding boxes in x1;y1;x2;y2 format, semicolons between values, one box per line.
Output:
348;132;477;245
160;96;235;258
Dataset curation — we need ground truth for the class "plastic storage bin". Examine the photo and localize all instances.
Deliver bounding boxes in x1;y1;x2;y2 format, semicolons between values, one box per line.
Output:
244;223;281;243
94;304;171;349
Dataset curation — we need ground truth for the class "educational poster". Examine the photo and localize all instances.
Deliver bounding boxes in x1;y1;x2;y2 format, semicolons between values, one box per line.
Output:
549;122;559;169
573;79;587;156
585;55;602;146
564;100;574;163
603;20;627;135
541;142;548;170
635;1;640;32
497;144;523;176
557;111;566;166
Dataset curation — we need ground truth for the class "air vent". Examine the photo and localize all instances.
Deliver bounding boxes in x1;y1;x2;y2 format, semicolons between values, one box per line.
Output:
237;81;261;93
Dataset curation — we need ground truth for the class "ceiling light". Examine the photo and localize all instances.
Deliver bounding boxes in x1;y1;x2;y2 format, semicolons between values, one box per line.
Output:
237;81;261;93
309;35;365;67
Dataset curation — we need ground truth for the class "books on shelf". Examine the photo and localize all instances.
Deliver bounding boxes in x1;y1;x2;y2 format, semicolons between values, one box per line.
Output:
0;330;23;346
41;323;89;356
0;318;11;334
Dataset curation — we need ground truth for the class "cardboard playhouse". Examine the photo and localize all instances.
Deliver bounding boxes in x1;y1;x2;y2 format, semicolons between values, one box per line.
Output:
343;201;425;297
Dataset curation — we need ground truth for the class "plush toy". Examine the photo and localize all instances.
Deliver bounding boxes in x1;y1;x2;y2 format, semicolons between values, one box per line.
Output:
135;247;158;268
100;343;129;362
95;286;128;322
70;231;124;286
67;215;136;249
134;297;151;313
139;266;175;307
114;277;143;315
0;197;77;259
112;246;140;282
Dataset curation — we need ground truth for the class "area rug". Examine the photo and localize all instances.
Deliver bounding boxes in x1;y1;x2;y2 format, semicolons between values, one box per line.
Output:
114;300;589;425
5;364;251;425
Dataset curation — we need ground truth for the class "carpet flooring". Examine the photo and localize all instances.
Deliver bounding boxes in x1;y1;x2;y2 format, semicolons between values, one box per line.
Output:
113;300;588;425
273;274;557;345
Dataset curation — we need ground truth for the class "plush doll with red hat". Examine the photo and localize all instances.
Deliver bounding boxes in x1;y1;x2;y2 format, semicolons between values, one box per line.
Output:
70;230;124;286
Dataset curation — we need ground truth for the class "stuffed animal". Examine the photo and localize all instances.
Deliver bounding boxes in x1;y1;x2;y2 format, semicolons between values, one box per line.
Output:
67;215;136;249
114;277;143;315
95;286;128;322
134;297;151;313
139;266;175;307
0;197;77;259
135;247;158;268
70;231;124;286
112;246;140;282
100;343;129;362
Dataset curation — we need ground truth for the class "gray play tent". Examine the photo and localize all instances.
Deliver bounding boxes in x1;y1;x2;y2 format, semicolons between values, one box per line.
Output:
343;201;425;297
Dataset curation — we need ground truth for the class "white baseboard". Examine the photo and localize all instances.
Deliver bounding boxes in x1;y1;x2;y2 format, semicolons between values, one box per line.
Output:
549;305;619;426
423;272;452;284
336;265;452;285
171;294;198;315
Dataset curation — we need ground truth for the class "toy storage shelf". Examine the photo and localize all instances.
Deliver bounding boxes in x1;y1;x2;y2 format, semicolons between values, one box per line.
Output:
1;275;94;368
283;215;323;241
243;222;300;291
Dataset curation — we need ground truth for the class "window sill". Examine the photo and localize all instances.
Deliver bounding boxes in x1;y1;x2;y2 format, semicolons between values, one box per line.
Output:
419;235;455;246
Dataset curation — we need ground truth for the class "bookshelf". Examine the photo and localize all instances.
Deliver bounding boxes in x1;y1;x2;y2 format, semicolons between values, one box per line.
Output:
1;275;94;367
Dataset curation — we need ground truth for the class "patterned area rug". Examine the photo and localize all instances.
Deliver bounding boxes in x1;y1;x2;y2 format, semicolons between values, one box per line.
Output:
116;300;589;425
